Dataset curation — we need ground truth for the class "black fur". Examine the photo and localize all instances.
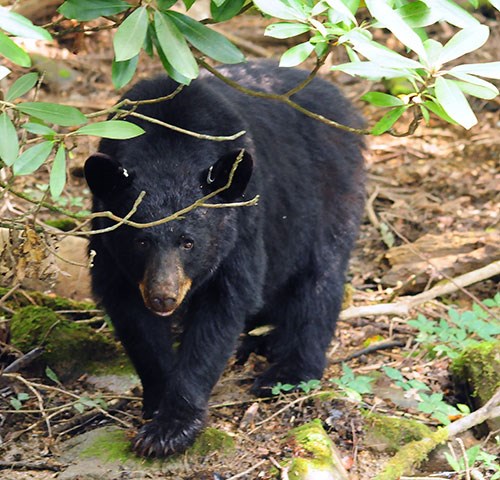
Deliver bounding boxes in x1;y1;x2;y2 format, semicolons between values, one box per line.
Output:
85;62;365;457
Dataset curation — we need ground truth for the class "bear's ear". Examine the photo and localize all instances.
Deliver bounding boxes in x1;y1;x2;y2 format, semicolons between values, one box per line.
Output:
203;150;253;202
84;153;133;198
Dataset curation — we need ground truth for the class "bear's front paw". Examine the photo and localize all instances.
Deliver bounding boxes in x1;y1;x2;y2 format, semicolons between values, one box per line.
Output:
132;410;205;457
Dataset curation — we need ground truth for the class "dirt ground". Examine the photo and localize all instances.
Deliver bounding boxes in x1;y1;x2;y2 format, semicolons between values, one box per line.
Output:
0;6;499;480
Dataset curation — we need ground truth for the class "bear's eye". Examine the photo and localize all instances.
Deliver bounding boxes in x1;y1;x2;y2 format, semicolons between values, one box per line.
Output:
181;238;194;250
135;238;150;250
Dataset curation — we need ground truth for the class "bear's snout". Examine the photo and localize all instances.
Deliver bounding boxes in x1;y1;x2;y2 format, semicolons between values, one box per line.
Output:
139;253;192;317
150;294;177;316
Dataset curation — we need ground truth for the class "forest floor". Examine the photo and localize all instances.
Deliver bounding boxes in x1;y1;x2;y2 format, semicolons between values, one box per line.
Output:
0;5;499;480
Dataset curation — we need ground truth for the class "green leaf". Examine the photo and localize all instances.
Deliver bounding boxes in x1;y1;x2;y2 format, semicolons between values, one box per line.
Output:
112;55;138;89
74;120;145;139
422;100;457;124
331;61;413;80
150;26;192;85
154;11;198;80
13;141;54;175
157;0;177;9
49;145;66;198
183;0;196;9
58;0;131;21
279;41;314;67
265;22;310;39
6;72;38;102
0;113;19;166
372;106;407;135
210;0;245;22
421;0;479;28
113;6;148;62
0;7;52;40
438;25;489;65
366;0;426;60
0;31;31;67
22;122;56;136
394;1;440;28
167;11;245;64
423;38;443;68
448;61;500;80
434;76;477;129
17;102;87;126
361;92;404;107
448;73;498;99
343;30;422;69
10;398;22;410
253;0;307;21
325;0;357;25
45;365;61;384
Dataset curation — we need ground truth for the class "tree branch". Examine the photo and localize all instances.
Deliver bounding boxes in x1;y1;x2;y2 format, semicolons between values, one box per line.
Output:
340;260;500;320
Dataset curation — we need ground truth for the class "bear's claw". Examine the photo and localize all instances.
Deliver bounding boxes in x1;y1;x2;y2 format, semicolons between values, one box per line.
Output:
132;414;204;457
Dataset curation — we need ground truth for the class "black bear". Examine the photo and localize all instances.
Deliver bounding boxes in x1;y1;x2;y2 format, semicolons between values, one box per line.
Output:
84;61;365;457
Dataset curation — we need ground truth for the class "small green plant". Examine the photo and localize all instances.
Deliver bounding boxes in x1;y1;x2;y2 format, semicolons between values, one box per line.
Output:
408;297;500;360
73;395;108;414
330;364;374;400
271;382;296;395
270;379;321;395
382;366;470;425
382;366;429;392
444;443;500;479
417;392;469;425
298;379;321;393
10;392;30;410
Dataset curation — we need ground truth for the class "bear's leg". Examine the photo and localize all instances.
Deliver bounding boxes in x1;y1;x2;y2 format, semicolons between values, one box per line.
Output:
132;282;248;457
251;249;348;396
101;286;175;419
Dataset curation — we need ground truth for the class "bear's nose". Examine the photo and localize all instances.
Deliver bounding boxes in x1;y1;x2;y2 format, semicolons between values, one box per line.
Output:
150;295;177;315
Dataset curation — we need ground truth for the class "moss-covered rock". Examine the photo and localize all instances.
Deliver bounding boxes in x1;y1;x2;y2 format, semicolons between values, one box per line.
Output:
364;412;433;453
284;419;348;480
451;340;500;431
189;427;235;456
78;426;234;464
10;305;117;380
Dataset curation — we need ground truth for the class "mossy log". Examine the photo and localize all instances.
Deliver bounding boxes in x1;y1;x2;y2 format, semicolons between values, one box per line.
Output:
364;412;433;453
283;419;349;480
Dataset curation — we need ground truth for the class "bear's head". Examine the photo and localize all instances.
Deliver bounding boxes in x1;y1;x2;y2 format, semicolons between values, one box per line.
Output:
84;148;253;316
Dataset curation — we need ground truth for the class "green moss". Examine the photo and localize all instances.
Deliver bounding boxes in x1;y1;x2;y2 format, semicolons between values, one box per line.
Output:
80;429;137;463
44;218;77;232
0;286;96;311
10;306;117;379
87;354;135;376
451;341;500;404
79;427;233;465
286;419;345;480
364;412;433;453
374;427;449;480
187;427;235;456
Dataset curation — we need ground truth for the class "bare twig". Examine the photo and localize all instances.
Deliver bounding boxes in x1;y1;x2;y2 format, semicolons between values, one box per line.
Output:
340;260;500;320
198;58;370;135
4;347;45;373
0;461;64;471
226;459;268;480
331;339;410;364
